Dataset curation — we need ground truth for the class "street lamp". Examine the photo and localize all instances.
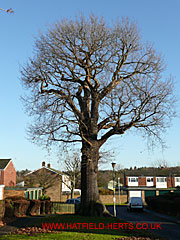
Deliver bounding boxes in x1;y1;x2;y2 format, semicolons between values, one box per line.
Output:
111;162;116;217
118;177;120;205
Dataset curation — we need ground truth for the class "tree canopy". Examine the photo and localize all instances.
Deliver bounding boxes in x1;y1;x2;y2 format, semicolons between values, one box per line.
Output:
22;16;175;148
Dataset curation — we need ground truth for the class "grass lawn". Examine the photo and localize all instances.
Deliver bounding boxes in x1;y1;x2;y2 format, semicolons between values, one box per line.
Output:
105;203;127;206
2;232;128;240
1;214;156;240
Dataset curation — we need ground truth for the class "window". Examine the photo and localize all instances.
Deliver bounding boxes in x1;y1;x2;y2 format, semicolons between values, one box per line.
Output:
128;177;138;182
147;177;153;182
175;177;180;182
157;177;167;182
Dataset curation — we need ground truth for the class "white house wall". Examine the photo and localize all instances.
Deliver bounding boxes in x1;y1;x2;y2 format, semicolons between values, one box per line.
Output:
0;185;4;200
127;177;138;187
146;177;154;187
62;175;71;191
175;177;180;187
129;190;142;199
156;177;167;188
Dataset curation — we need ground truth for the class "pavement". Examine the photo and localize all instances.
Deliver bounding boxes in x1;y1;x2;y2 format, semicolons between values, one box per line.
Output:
144;208;180;225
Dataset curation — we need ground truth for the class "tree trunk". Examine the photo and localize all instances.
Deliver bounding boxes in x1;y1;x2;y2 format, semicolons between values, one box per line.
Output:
80;141;106;216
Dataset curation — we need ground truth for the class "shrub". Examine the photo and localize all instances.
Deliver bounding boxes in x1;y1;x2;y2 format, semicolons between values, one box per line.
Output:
45;200;52;214
39;195;50;201
13;200;30;217
4;199;14;218
99;188;112;195
146;194;180;217
0;200;5;220
27;200;41;216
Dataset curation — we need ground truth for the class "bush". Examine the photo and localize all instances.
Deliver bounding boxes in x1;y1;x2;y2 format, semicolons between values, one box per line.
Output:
4;199;14;218
45;200;52;214
146;193;180;217
0;200;5;220
13;200;30;217
40;200;52;215
99;188;112;195
39;195;50;201
27;200;41;216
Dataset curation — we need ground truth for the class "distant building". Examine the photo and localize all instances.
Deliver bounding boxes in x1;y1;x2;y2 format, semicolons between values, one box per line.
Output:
123;167;180;202
124;167;180;188
0;159;16;186
23;162;72;201
107;180;118;190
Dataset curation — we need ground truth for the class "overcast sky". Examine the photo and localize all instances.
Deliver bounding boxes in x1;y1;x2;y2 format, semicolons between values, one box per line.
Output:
0;0;180;171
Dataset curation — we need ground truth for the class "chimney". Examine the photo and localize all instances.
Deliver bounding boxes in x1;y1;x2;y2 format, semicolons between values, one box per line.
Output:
47;163;51;168
42;161;45;167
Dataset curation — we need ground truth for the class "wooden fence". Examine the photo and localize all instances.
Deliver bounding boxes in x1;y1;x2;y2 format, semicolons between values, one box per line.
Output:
51;202;79;214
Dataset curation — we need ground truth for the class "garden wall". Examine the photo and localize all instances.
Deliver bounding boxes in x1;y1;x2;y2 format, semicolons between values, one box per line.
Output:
61;194;127;204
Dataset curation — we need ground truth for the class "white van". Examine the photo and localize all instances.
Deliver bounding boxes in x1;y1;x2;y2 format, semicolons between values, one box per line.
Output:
127;197;143;212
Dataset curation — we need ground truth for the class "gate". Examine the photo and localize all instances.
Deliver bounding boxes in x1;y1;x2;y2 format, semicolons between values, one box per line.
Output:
145;190;156;199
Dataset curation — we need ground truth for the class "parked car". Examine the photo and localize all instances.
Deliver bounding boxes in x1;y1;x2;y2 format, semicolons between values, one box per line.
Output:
65;198;80;204
127;197;143;211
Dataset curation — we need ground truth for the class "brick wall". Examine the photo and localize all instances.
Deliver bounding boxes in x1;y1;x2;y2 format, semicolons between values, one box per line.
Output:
3;161;16;186
125;177;128;186
0;171;4;185
60;194;128;204
46;177;62;202
138;176;146;186
172;177;175;187
167;177;173;188
153;177;156;186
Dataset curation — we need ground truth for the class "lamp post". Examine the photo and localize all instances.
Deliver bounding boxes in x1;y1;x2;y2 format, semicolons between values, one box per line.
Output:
112;162;116;217
118;177;120;205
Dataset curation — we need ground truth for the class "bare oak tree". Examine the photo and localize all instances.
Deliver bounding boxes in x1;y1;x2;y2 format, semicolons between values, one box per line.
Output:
21;15;176;216
64;151;81;198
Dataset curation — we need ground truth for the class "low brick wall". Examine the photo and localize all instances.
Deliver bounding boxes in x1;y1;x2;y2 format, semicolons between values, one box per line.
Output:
100;194;127;204
61;194;127;204
4;190;25;199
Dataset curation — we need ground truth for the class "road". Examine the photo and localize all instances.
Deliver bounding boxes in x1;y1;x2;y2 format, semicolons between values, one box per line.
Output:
106;205;180;240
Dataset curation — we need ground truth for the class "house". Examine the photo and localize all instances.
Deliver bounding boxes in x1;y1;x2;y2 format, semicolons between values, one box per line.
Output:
23;162;72;201
124;167;180;188
123;167;180;202
0;159;16;186
107;180;118;190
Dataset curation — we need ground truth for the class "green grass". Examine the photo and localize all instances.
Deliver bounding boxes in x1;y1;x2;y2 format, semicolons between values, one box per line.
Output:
2;232;127;240
105;203;127;206
1;214;156;239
